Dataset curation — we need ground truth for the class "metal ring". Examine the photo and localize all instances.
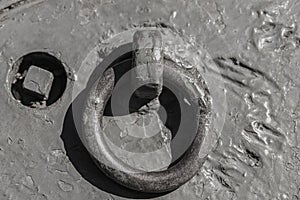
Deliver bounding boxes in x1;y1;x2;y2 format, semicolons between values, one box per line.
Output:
81;58;212;193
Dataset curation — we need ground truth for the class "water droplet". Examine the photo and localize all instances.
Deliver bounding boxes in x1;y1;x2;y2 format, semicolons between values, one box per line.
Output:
184;98;192;106
170;11;177;20
58;180;73;192
21;175;35;190
7;137;13;145
47;150;68;173
94;97;101;105
120;129;128;138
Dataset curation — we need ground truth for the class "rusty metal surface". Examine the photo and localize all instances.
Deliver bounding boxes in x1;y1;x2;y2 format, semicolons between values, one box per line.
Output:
0;0;300;199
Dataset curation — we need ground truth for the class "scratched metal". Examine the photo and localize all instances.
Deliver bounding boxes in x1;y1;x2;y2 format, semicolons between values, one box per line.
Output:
0;0;300;199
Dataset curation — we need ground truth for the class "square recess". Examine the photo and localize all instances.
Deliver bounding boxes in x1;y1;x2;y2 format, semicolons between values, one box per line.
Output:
23;65;54;99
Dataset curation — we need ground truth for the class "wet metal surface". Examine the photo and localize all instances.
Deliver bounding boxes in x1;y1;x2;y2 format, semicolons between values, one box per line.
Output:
0;0;300;199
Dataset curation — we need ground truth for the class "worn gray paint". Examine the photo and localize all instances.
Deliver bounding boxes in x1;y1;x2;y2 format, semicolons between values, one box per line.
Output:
0;0;300;199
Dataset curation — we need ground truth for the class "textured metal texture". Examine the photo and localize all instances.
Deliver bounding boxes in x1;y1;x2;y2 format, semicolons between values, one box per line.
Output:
0;0;300;200
132;30;163;99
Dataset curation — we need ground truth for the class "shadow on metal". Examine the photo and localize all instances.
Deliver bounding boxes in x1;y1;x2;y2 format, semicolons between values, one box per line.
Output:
60;90;173;199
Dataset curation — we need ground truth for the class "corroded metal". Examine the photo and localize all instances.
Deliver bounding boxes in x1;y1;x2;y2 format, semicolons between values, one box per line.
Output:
132;30;163;99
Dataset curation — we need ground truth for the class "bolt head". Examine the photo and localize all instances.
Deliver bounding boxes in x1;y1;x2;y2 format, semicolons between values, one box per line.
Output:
23;65;54;100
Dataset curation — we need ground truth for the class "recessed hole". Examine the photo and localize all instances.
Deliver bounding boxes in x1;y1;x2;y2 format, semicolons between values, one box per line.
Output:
10;52;67;108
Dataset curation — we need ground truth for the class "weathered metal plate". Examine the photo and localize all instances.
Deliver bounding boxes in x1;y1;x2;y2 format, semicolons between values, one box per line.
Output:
0;0;300;199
